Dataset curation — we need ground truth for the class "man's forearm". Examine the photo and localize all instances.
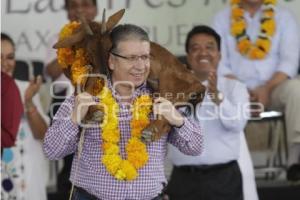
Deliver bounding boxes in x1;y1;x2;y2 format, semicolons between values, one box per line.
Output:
265;71;288;92
46;59;63;80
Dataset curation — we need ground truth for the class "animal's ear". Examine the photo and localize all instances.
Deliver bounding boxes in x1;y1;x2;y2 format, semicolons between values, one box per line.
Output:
53;31;85;49
106;9;125;31
78;13;94;36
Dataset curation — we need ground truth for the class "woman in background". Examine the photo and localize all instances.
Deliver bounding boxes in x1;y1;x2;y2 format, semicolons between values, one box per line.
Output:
1;33;49;200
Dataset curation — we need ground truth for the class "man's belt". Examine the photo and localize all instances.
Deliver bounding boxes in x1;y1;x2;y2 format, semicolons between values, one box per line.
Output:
174;160;237;173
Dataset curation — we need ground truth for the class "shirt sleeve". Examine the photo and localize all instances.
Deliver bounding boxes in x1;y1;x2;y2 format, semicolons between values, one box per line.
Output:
1;74;23;148
43;95;79;160
276;10;300;78
217;79;250;132
168;117;203;156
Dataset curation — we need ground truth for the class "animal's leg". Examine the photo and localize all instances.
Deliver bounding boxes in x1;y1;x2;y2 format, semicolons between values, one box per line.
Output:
85;105;104;123
142;117;171;143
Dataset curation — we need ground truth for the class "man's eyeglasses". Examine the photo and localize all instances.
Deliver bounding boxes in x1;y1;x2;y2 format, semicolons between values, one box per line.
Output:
110;52;152;62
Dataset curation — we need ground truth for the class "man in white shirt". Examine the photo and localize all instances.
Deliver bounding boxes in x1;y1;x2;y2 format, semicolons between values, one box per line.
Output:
213;0;300;177
166;25;257;200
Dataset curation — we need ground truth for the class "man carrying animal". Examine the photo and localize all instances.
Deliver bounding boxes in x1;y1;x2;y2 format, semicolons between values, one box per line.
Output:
43;23;204;200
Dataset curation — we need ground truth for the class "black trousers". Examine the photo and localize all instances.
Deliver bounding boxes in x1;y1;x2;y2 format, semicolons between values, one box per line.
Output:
166;161;243;200
72;186;165;200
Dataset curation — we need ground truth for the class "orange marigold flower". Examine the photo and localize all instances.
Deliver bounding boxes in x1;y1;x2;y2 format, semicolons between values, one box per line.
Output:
264;0;276;4
102;128;120;143
71;64;89;86
126;138;148;168
230;0;240;5
261;19;276;36
120;160;137;180
248;47;266;59
256;38;271;52
237;38;251;54
136;95;152;104
231;20;246;36
263;9;275;18
102;143;119;155
232;7;244;19
127;151;148;169
115;169;126;180
59;21;80;40
131;119;150;137
57;48;75;68
131;129;141;138
131;119;150;128
102;155;122;174
126;138;147;152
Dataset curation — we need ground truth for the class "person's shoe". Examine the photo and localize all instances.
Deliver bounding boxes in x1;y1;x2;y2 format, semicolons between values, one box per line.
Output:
287;164;300;184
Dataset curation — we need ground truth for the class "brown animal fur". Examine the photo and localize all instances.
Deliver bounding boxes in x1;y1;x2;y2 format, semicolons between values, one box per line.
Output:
53;9;205;142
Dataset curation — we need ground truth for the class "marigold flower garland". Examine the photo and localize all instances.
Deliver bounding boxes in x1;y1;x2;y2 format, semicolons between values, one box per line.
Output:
57;21;153;181
231;0;276;59
99;86;152;181
57;21;89;86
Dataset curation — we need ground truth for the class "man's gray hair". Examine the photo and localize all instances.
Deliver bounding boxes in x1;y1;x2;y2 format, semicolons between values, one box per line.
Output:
110;24;149;53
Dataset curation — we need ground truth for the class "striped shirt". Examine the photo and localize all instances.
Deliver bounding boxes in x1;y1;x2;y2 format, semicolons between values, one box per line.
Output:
43;81;203;200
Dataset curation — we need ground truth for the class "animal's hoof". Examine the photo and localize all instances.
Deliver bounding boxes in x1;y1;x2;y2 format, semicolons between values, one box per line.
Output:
141;125;159;143
92;110;104;123
141;128;153;144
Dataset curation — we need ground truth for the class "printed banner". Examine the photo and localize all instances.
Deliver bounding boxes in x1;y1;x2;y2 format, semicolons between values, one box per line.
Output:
2;0;299;60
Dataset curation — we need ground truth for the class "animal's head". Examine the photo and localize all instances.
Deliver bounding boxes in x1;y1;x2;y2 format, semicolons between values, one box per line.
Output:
53;9;125;75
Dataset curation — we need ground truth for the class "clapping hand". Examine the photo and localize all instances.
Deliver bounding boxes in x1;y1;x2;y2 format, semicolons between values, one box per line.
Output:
207;71;222;105
24;75;43;109
24;75;43;102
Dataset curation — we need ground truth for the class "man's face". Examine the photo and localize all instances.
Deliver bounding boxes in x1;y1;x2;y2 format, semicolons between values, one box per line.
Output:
66;0;98;22
187;34;221;79
109;40;151;88
1;40;16;77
